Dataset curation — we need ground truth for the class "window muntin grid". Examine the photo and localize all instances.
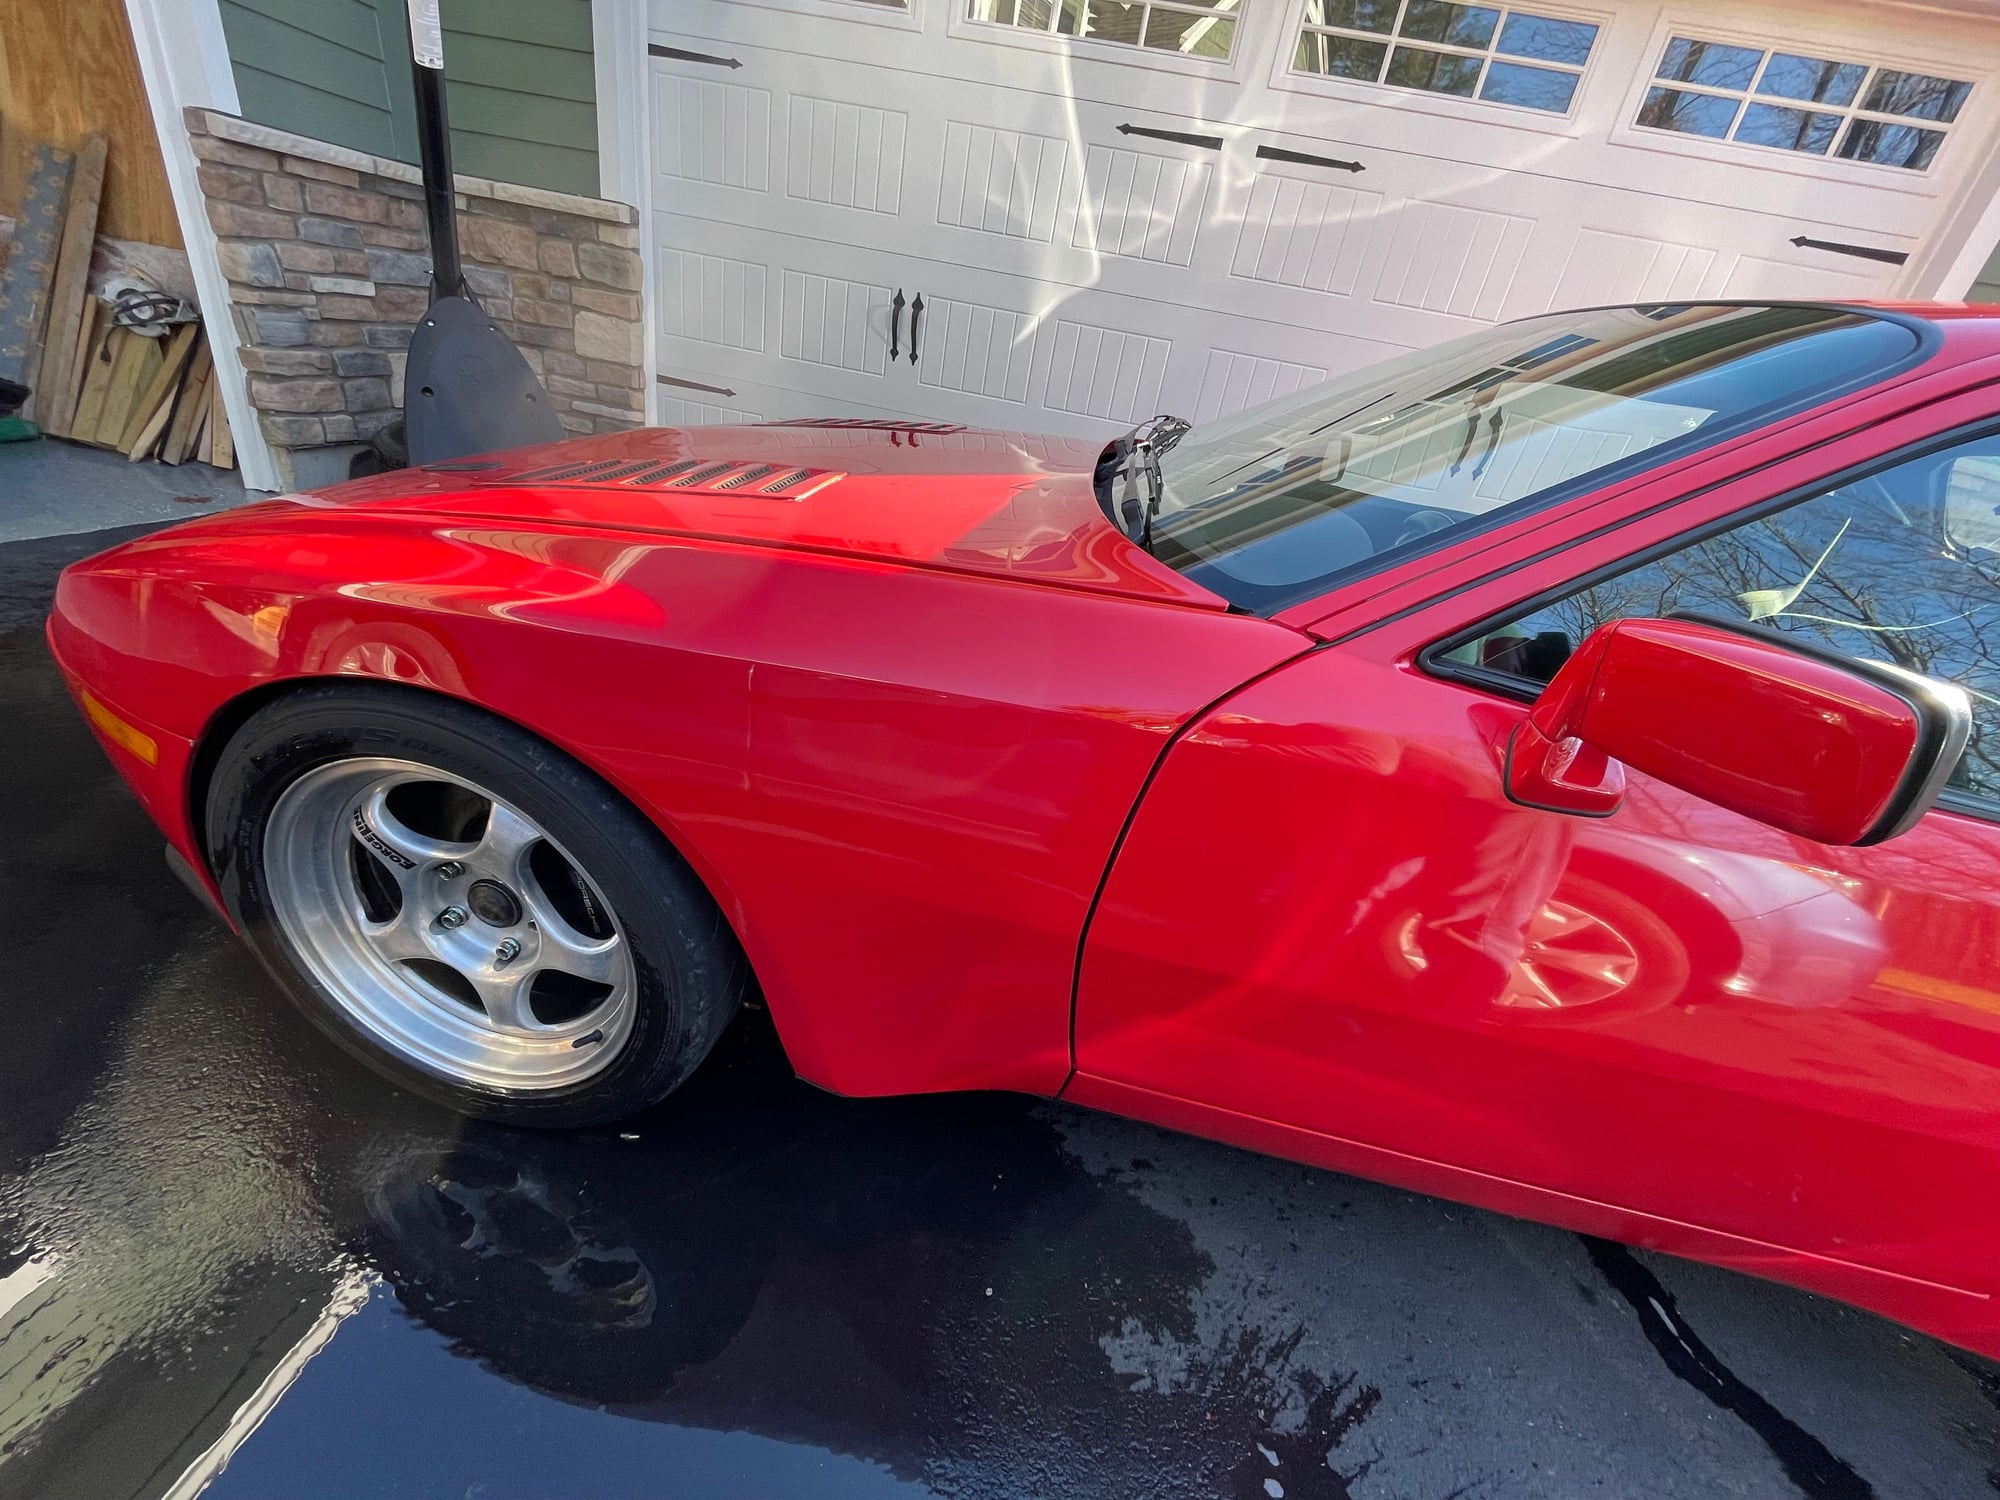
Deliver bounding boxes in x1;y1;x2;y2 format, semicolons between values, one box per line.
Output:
1635;37;1972;172
969;0;1242;61
1292;1;1600;115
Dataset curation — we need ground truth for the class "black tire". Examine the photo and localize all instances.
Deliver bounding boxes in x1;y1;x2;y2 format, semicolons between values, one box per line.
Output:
205;682;746;1127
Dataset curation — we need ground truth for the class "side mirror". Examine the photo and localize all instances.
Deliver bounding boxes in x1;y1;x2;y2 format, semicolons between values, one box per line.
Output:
1505;614;1971;845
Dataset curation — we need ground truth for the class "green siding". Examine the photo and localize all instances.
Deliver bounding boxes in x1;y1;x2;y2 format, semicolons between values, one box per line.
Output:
1975;238;2000;305
221;1;401;158
219;0;599;196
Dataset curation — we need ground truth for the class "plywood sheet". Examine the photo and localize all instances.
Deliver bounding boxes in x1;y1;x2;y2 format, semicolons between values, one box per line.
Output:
0;0;180;247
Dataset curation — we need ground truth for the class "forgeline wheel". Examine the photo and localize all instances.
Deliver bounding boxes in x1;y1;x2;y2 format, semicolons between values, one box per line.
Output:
205;683;746;1127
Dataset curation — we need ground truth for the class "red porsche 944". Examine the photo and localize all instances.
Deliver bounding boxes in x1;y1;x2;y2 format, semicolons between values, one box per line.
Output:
46;302;2000;1360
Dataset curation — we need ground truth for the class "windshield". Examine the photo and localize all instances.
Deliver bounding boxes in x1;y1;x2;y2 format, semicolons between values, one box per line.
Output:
1146;304;1921;613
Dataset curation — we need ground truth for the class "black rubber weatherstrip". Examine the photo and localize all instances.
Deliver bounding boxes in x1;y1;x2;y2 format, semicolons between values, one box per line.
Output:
1582;1238;1875;1500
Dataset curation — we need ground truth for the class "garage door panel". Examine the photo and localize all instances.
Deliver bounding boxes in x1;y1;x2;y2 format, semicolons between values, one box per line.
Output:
655;366;911;427
649;2;2000;436
786;93;908;217
936;119;1070;244
1043;321;1172;426
1214;123;1574;341
1065;142;1213;268
654;213;898;405
653;67;772;195
1722;253;1883;300
657;244;770;353
1372;199;1538;321
915;295;1040;405
1226;170;1384;297
777;270;896;376
655;382;766;426
1550;228;1722;308
1168;316;1414;422
1189;348;1329;423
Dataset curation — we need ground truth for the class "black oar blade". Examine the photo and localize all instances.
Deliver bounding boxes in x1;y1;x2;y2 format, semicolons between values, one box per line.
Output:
404;295;566;465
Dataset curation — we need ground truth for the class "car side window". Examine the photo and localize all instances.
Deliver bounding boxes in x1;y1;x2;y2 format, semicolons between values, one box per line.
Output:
1449;430;2000;806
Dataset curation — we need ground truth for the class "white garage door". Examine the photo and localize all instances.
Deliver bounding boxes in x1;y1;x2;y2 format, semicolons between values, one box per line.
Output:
644;0;2000;433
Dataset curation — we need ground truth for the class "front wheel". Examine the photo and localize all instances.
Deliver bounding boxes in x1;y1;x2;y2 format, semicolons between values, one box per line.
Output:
206;684;745;1126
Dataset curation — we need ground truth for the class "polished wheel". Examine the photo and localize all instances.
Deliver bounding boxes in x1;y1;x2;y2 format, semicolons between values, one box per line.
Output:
263;757;637;1092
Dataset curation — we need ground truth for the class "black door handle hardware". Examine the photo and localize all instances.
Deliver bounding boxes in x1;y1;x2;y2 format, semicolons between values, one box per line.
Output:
1255;144;1365;173
1789;234;1908;265
909;294;924;364
647;44;742;69
1117;123;1224;151
890;289;905;360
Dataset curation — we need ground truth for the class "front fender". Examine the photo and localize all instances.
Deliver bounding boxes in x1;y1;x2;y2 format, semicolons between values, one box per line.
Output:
52;505;1308;1098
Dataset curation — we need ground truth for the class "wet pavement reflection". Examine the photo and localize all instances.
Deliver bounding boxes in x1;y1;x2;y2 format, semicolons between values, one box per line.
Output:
4;525;1999;1500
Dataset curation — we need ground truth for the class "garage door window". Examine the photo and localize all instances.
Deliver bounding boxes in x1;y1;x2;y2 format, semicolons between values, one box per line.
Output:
1636;38;1971;171
969;0;1241;60
1292;2;1599;114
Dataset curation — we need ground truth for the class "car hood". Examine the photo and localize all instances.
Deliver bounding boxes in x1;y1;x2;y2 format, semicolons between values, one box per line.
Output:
296;421;1227;609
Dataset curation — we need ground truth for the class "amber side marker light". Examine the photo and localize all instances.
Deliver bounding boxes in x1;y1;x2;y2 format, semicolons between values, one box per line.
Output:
80;689;159;766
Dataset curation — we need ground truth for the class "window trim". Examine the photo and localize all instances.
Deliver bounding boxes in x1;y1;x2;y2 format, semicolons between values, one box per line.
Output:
1417;410;2000;823
1631;36;1970;174
713;0;925;34
1288;0;1600;120
954;0;1252;75
1270;0;1608;132
1606;13;1987;192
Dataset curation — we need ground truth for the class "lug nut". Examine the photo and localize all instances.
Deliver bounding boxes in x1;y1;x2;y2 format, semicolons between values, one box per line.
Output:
437;861;464;879
494;937;523;966
437;905;470;930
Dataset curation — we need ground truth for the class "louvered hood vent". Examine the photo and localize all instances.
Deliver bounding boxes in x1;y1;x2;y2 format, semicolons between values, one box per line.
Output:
491;457;845;501
759;418;967;433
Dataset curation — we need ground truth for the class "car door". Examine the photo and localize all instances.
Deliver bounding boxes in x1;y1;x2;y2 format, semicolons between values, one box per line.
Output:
1072;397;2000;1301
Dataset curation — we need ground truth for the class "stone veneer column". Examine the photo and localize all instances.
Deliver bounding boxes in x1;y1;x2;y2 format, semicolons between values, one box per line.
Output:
184;108;645;488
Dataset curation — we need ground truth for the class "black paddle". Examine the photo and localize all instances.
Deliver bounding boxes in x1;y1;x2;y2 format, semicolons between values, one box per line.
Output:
398;0;563;466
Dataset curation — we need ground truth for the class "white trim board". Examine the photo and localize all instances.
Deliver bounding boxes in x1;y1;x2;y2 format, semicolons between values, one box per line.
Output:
121;0;283;492
595;0;660;424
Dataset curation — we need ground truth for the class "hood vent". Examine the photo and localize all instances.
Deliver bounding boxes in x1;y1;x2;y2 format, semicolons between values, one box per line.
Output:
672;460;740;487
760;417;967;434
489;456;844;501
508;458;636;484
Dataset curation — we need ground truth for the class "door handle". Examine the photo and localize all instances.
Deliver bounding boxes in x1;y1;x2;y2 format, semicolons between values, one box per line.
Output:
909;293;924;365
889;289;905;361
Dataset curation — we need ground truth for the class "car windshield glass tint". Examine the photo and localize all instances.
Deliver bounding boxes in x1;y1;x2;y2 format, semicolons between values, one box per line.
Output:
1149;305;1918;613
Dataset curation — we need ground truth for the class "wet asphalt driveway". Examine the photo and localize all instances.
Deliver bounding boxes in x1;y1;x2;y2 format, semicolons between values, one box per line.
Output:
4;514;2000;1500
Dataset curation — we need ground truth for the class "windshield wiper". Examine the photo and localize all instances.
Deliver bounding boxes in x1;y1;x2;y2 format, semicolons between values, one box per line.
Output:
1109;413;1190;552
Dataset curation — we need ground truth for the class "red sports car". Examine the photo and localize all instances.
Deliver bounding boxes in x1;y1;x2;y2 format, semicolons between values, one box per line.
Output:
47;302;2000;1361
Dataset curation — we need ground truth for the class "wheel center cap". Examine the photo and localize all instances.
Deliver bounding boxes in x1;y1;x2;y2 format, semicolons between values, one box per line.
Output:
466;878;523;928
